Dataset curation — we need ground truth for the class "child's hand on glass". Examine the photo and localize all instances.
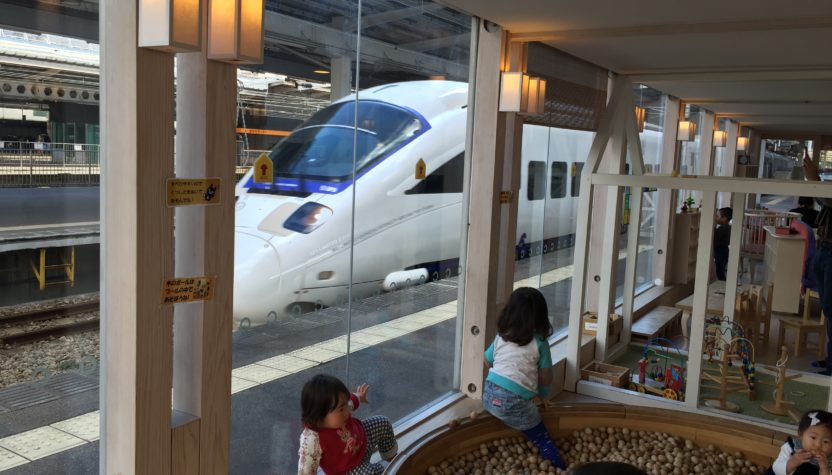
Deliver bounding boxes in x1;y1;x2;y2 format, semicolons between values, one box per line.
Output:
355;383;370;404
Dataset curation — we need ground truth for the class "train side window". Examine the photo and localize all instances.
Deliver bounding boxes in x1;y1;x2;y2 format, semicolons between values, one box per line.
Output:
405;152;464;194
571;162;584;197
550;161;567;198
527;161;545;201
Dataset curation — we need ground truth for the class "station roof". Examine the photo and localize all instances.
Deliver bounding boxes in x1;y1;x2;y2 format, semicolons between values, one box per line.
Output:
439;0;832;137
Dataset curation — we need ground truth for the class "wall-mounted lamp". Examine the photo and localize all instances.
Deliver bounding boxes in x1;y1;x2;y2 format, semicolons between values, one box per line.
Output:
208;0;265;64
737;136;749;152
499;71;529;113
677;120;696;141
634;106;646;133
712;130;727;147
138;0;202;52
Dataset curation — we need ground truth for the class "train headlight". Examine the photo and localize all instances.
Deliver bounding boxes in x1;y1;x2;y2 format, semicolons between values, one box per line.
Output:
283;202;333;233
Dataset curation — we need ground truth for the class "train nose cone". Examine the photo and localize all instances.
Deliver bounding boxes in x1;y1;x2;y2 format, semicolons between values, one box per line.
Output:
233;231;282;327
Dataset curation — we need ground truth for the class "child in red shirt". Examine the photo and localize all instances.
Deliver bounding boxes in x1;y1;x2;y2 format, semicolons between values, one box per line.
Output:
298;374;397;475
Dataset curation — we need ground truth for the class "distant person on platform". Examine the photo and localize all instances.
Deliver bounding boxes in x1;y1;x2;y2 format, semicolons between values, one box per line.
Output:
713;207;733;281
803;151;832;375
791;196;820;228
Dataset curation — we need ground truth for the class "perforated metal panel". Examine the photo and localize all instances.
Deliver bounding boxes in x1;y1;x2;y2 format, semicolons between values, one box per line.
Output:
526;43;608;131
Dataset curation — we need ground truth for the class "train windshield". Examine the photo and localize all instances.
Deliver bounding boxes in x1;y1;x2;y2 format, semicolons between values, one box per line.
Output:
269;100;424;181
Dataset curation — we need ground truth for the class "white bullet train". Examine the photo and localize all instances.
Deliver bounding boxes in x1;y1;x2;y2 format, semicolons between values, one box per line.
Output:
233;80;660;327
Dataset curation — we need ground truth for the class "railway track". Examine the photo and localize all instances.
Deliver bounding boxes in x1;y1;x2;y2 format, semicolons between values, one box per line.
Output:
0;300;100;346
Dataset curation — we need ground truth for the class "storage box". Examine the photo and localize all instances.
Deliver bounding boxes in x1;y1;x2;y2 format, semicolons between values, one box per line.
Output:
580;361;630;388
582;313;623;343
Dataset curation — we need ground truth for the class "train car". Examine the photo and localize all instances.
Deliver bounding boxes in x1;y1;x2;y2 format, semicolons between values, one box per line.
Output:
233;80;660;327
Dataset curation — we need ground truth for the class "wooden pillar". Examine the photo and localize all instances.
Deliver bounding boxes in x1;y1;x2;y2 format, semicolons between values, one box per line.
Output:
174;26;236;475
460;22;522;399
101;0;174;472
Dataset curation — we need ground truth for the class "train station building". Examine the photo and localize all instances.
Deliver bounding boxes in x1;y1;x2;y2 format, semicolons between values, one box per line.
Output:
0;1;831;473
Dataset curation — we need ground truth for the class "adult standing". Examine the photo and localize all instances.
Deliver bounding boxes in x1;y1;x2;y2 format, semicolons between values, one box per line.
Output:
803;150;832;375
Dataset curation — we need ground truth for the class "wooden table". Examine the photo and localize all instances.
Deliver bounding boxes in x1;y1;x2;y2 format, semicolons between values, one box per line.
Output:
676;281;749;339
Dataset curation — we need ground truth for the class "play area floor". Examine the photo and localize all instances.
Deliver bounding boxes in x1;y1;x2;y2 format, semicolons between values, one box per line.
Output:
611;344;828;425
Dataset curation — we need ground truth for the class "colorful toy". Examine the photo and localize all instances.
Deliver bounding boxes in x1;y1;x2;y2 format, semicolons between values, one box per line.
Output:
701;316;757;412
629;338;686;401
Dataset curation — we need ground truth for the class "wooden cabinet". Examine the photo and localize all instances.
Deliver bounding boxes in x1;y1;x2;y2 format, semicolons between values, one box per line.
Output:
671;211;700;284
762;226;804;314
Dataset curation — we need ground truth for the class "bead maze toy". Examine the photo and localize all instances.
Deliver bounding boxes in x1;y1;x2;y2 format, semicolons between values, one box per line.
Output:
759;345;801;421
629;337;686;401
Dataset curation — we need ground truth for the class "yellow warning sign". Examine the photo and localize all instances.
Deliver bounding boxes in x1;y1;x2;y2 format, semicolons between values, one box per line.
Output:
415;158;426;180
254;152;274;183
161;276;215;305
166;178;221;206
571;163;577;177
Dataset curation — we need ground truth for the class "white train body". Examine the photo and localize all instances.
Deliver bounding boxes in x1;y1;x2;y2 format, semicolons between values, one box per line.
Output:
234;80;659;326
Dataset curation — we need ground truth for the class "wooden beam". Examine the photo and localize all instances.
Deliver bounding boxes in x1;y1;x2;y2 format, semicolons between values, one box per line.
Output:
101;0;174;470
460;19;507;400
199;58;235;475
591;172;832;197
171;415;200;475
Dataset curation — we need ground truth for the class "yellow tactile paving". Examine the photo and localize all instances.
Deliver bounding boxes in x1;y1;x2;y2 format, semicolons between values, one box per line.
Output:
358;325;408;338
257;354;319;372
289;346;344;363
0;446;28;471
0;426;86;461
349;332;392;346
50;411;100;442
230;376;259;394
385;318;431;331
315;337;368;353
232;364;289;384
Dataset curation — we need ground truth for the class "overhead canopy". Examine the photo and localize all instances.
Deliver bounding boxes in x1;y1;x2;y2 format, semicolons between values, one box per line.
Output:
439;0;832;136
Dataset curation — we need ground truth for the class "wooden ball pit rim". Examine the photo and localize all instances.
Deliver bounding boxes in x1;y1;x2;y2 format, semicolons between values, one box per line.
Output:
387;403;789;473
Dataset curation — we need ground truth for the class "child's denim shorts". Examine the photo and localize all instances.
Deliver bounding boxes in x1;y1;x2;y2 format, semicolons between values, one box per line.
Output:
482;380;541;431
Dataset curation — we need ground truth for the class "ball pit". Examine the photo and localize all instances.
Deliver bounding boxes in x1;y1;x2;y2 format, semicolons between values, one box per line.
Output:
388;403;788;474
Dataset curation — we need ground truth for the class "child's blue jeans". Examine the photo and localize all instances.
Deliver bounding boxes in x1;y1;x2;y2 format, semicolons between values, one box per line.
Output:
482;380;540;431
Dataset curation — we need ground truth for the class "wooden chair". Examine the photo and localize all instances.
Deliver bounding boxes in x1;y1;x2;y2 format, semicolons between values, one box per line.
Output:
749;283;774;347
777;290;826;359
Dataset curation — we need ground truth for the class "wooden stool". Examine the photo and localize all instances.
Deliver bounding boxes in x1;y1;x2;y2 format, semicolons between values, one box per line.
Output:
777;291;826;359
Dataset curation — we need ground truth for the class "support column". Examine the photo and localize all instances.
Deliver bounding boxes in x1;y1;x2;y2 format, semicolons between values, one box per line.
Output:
101;0;174;472
719;120;739;206
684;191;717;408
460;22;521;399
174;27;236;475
330;56;352;102
652;97;680;286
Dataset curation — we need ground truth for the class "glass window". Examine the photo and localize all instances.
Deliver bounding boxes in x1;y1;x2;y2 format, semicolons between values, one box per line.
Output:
571;162;584;197
254;101;423;182
406;152;464;195
230;2;472;473
515;125;595;335
527;161;546;201
0;27;102;472
550;161;567;198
